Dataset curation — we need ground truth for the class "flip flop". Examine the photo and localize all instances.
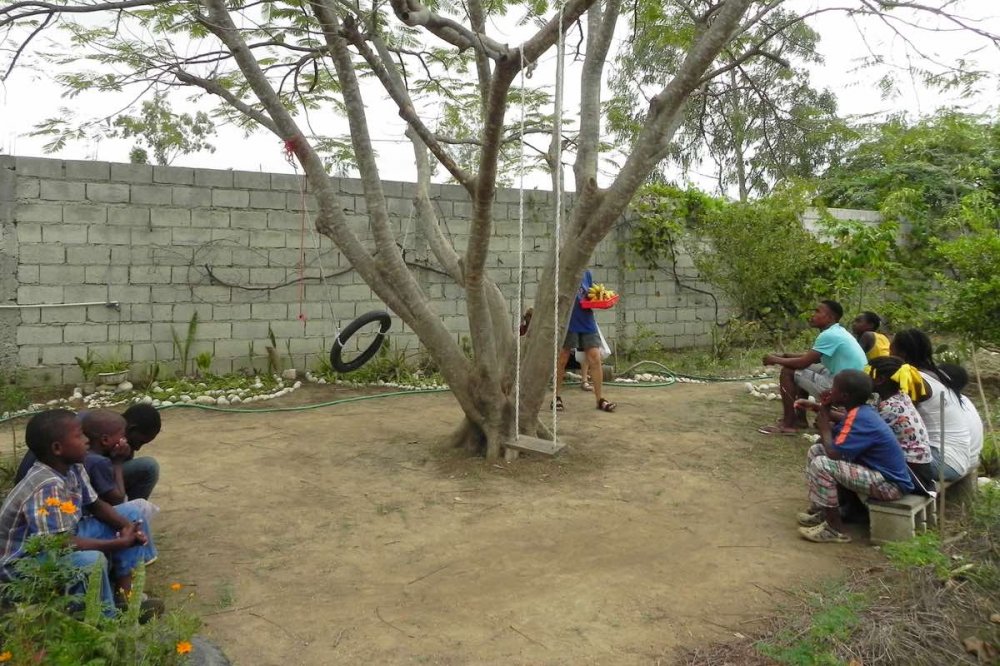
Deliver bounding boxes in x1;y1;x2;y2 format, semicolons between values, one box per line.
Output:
757;424;800;436
597;398;616;412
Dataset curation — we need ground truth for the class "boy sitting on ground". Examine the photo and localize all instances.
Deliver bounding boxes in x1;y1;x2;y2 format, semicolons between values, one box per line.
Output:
851;311;890;361
796;370;914;543
0;410;160;612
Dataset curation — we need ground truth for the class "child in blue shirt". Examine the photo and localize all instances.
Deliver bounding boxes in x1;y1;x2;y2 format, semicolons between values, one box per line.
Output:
795;370;913;543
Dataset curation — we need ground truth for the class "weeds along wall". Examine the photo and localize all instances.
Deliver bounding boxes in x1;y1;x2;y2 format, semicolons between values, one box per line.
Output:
0;155;729;385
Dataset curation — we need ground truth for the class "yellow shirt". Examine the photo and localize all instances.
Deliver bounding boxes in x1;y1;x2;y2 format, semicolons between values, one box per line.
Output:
866;332;891;361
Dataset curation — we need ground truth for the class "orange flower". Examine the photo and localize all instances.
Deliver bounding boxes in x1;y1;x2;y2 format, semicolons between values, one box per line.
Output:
36;507;49;517
59;501;78;515
176;641;192;655
170;582;183;591
0;651;11;662
44;497;61;507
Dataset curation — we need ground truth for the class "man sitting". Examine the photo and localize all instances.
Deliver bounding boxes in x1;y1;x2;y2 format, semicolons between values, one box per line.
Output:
759;300;867;435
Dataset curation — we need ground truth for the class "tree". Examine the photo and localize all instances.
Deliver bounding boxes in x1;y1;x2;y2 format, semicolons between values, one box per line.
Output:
2;0;998;460
608;6;852;201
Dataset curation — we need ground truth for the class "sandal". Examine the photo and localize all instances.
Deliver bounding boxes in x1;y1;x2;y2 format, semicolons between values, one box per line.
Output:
552;395;564;412
757;424;800;436
798;521;851;543
797;510;823;527
596;398;616;412
581;381;593;392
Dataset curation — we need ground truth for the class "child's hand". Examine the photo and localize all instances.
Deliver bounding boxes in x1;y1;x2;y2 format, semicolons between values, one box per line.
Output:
110;440;132;461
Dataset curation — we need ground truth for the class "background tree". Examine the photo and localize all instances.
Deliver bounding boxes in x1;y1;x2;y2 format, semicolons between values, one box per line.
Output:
2;0;997;460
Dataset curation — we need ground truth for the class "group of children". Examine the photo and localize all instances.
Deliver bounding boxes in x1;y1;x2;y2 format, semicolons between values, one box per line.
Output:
0;405;164;615
761;300;984;543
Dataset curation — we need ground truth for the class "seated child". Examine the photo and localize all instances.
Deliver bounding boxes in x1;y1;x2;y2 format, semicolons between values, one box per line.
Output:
867;356;935;489
851;311;890;361
795;369;914;543
121;404;162;501
14;405;162;501
0;410;159;611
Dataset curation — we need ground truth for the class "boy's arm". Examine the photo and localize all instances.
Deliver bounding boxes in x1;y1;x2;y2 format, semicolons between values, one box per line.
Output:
816;407;841;460
102;462;127;505
87;498;131;531
72;526;137;554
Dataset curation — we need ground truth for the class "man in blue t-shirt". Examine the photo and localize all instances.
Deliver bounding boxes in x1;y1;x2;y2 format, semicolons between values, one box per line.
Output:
795;369;913;543
759;300;867;435
553;269;616;413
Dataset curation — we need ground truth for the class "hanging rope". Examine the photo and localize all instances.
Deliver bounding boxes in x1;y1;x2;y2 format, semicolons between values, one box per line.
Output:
551;0;566;443
515;49;527;442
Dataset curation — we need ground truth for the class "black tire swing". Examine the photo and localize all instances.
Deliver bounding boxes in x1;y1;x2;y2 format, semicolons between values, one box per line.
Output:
329;310;392;372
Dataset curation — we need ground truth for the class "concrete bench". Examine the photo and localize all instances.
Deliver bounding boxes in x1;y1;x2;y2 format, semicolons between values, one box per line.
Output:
867;494;934;544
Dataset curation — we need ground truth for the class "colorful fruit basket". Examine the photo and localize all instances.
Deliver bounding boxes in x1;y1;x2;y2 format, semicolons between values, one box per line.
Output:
581;283;619;309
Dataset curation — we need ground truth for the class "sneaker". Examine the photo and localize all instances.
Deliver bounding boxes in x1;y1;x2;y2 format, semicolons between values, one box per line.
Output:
798;521;851;543
797;510;823;527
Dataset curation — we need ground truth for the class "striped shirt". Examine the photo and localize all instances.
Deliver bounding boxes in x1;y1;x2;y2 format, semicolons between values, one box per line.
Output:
0;461;97;580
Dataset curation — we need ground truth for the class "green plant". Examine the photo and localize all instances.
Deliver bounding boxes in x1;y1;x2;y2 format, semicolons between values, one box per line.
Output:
93;356;130;375
755;585;866;665
74;350;97;382
195;351;214;377
138;362;163;390
265;324;282;374
981;432;999;478
881;532;951;579
171;312;199;377
0;534;199;664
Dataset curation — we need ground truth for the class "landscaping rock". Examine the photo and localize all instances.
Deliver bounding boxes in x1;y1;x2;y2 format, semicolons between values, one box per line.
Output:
195;395;216;405
216;397;229;407
189;635;232;666
116;381;133;393
281;368;298;381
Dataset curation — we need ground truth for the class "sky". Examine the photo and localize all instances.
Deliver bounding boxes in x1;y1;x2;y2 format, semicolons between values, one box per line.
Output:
1;0;998;193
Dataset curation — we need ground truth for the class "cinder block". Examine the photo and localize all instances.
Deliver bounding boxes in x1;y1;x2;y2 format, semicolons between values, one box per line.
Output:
151;208;191;227
129;265;173;284
86;302;127;321
234;171;271;190
63;323;108;343
65;160;110;181
152;166;194;185
83;265;128;284
64;285;109;302
171;266;196;284
16;325;63;345
339;284;373;301
117;322;152;342
38;344;80;365
191;209;231;228
16;157;64;179
42;306;86;323
67;246;111;265
228;211;267;230
19;346;42;367
109;207;150;226
170;302;213;323
15;178;40;199
131;185;172;206
195;322;232;339
190;285;231;303
88;226;132;245
195;169;234;188
111;163;153;184
271;173;302;191
86;183;130;203
17;285;63;305
111;285;151;304
150;285;192;303
171;228;207;245
267;211;300;230
251;302;288;320
172;186;212;207
230;249;269;267
211;303;251;320
250;230;286;248
42;224;88;244
14;203;63;223
19;244;65;265
65;204;108;225
17;265;39;284
16;222;42;243
212;189;250;208
40;265;86;284
250;191;286;209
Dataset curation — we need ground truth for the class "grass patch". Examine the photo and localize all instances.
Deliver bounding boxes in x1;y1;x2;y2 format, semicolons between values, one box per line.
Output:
755;584;867;666
881;532;951;579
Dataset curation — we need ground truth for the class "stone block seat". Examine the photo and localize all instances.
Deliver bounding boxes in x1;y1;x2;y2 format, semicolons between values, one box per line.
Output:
867;473;978;544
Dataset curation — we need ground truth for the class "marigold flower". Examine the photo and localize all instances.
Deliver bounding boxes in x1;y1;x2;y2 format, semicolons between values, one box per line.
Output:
44;497;61;507
170;582;183;591
176;641;193;655
0;650;11;662
59;501;78;515
36;507;49;517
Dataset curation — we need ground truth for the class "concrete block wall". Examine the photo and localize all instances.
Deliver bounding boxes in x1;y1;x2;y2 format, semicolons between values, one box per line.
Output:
1;155;732;385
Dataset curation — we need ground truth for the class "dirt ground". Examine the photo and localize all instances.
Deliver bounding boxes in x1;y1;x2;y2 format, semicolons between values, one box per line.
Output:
149;381;879;665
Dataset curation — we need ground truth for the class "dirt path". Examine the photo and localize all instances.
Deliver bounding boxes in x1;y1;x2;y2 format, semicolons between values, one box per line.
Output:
149;381;877;665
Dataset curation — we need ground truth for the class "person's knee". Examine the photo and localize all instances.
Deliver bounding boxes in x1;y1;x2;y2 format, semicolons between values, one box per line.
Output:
71;550;108;571
808;455;832;476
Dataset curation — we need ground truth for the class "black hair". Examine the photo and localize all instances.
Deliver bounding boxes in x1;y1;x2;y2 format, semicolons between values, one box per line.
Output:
123;403;162;438
25;409;78;461
891;328;962;401
858;311;881;330
820;299;844;321
936;363;969;392
867;355;904;386
81;409;126;443
835;369;874;406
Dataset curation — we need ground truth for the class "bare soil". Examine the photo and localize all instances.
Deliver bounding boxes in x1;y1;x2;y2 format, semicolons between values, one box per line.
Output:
149;381;879;665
